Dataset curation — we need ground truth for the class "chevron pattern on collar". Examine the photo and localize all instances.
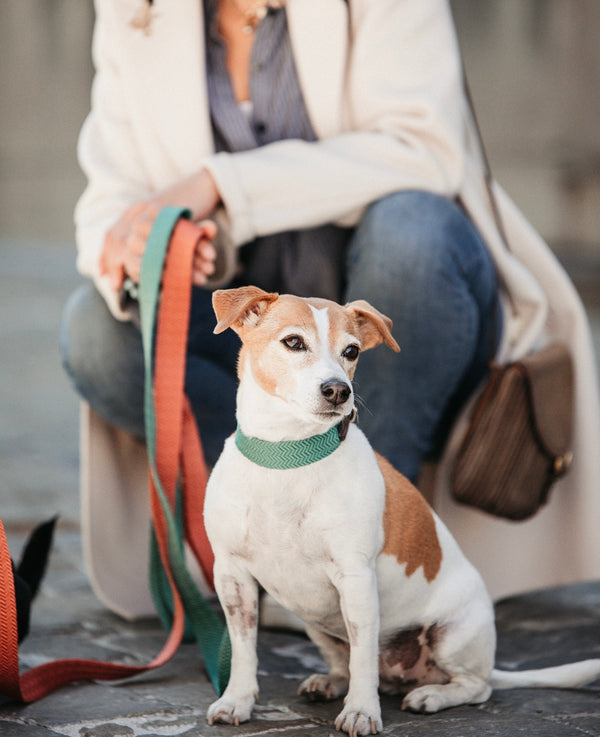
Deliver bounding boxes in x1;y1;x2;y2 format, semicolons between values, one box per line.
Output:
234;423;342;469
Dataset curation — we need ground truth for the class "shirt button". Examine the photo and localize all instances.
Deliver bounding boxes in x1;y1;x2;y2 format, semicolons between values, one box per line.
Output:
255;122;267;135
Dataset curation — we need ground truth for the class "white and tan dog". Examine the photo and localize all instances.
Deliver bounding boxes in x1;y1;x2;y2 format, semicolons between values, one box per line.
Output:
204;286;600;736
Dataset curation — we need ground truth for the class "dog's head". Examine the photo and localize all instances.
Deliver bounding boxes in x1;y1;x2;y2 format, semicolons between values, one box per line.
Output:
213;286;399;429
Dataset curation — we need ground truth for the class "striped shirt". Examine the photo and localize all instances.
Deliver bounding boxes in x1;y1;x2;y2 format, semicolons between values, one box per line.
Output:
204;1;349;301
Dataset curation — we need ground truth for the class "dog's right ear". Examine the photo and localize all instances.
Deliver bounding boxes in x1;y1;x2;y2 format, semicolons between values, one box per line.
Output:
213;286;279;335
345;300;400;353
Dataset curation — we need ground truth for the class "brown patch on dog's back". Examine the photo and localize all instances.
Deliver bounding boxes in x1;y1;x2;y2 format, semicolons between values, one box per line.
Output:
377;453;442;582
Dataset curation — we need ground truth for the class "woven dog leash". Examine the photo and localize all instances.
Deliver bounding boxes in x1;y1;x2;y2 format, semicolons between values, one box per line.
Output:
0;207;230;701
139;207;230;693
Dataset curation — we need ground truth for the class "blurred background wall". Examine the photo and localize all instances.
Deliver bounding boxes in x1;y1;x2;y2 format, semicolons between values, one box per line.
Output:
454;0;600;288
1;1;93;241
1;0;598;258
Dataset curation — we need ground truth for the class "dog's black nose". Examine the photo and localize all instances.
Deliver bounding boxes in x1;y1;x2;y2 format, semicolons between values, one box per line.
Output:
321;380;351;406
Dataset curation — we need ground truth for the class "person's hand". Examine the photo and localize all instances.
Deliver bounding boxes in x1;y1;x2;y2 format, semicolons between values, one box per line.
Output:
190;218;218;286
100;169;221;290
100;201;158;290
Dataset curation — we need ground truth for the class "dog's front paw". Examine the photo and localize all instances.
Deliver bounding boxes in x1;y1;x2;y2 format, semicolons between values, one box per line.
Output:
401;681;491;714
335;702;382;736
206;693;255;726
298;673;349;701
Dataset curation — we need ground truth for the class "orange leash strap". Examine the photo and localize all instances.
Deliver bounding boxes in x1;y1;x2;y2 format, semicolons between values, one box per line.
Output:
152;218;214;587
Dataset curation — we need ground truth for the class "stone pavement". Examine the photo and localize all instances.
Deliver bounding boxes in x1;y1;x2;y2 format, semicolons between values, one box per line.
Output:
1;236;600;736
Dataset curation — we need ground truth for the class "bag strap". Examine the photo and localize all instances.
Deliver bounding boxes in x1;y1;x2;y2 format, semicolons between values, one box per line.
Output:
461;68;511;254
460;63;515;356
0;207;230;702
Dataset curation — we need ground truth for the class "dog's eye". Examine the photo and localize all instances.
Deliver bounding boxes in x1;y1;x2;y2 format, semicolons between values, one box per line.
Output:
281;335;306;352
342;344;360;361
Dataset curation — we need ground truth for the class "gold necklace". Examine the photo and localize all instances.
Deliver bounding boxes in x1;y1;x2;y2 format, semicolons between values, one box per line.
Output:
233;0;285;35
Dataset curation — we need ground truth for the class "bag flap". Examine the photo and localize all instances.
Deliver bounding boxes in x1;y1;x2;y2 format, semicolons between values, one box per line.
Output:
518;342;574;457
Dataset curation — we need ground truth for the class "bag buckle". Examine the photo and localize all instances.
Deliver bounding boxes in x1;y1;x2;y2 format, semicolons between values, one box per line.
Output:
553;450;573;477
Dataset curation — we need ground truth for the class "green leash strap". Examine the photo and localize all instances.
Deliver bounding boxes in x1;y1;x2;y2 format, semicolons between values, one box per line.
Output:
138;206;230;694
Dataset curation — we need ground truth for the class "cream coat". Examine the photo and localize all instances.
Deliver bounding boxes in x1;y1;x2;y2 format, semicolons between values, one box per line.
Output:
76;0;600;619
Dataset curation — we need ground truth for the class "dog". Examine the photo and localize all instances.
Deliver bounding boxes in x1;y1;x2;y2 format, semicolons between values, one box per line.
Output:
204;286;600;736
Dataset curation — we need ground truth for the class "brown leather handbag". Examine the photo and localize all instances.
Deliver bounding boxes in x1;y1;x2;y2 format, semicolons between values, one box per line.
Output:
451;343;574;520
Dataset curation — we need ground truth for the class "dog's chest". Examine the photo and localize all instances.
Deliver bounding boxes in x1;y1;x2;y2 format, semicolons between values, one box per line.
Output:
206;434;384;626
230;469;343;616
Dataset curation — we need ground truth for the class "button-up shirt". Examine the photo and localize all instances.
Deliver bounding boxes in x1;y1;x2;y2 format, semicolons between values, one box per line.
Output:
204;0;348;300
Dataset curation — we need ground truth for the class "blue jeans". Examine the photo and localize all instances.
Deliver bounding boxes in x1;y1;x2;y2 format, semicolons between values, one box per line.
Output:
61;191;500;479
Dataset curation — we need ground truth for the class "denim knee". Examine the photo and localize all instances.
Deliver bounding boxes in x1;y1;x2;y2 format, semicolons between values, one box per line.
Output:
60;283;146;439
60;284;95;388
347;190;495;303
344;190;499;479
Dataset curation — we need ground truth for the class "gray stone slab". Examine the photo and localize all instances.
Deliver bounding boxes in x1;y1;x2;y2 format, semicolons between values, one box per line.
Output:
0;721;58;737
2;600;599;737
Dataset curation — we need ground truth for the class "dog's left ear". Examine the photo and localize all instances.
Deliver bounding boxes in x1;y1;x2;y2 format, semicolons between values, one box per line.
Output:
345;300;400;352
213;286;279;335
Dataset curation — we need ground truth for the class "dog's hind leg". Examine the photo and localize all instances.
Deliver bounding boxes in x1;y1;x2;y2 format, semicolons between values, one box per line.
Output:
298;626;350;701
401;606;495;713
401;674;492;713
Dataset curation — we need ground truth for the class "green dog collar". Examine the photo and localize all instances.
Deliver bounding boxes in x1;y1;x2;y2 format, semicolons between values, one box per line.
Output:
235;423;342;470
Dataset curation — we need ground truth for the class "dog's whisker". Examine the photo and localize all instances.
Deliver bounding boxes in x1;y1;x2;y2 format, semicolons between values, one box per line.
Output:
352;393;372;418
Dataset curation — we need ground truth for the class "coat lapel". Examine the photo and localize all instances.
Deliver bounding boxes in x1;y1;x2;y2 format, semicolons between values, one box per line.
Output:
124;0;215;174
121;0;349;169
286;0;349;139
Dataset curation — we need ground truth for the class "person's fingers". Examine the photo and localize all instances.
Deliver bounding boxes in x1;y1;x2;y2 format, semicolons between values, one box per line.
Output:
100;232;126;290
190;221;218;286
191;242;216;285
192;263;216;286
123;248;143;284
197;218;218;240
196;238;217;263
